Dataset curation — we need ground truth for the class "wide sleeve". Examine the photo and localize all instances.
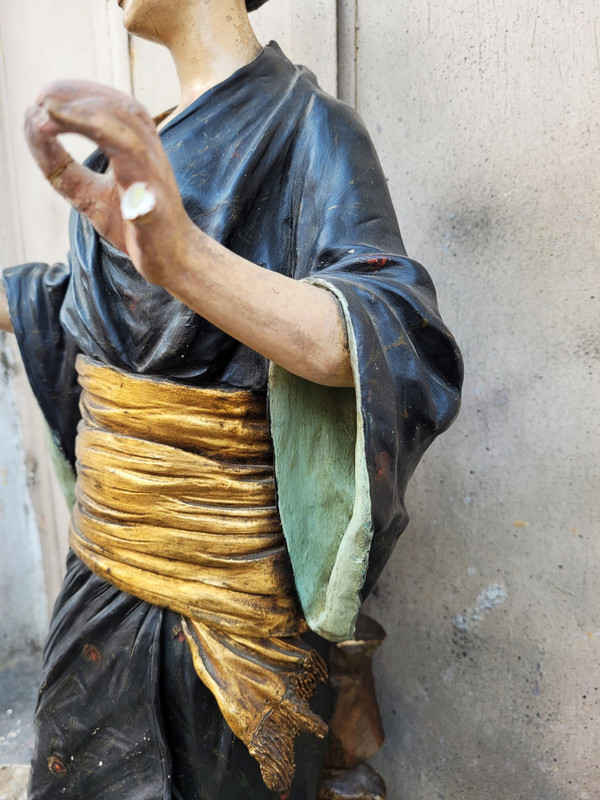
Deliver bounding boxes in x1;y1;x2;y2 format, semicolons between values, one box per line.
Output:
3;260;81;483
268;97;463;641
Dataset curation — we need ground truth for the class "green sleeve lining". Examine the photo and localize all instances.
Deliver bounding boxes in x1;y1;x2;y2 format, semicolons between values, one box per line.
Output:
268;279;372;641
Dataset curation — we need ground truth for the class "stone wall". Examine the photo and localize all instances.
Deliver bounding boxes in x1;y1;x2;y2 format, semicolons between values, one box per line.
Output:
358;1;600;797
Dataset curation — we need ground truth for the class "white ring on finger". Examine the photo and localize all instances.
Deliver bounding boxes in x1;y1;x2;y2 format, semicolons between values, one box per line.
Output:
121;181;157;220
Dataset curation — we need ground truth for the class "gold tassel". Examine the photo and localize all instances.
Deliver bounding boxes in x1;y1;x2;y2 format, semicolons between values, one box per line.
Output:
249;651;329;792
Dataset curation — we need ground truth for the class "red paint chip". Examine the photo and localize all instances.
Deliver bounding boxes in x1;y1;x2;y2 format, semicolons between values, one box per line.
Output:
47;755;67;777
82;643;102;663
374;451;391;481
367;256;389;270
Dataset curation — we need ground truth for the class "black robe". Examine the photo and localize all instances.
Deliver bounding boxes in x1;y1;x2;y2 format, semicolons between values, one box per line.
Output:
4;42;462;799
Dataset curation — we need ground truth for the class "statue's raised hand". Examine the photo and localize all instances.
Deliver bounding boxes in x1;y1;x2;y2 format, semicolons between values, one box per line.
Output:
24;82;191;285
24;81;353;388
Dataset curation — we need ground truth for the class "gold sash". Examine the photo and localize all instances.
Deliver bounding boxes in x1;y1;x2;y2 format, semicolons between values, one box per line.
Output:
70;356;327;793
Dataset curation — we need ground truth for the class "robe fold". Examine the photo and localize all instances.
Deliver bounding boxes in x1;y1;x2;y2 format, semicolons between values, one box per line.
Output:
3;41;462;798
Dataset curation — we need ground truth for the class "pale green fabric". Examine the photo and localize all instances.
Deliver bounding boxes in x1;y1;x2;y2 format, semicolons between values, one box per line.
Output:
43;422;76;510
268;280;372;642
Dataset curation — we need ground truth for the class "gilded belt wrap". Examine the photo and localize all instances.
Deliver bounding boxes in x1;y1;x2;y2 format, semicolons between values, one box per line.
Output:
70;355;327;793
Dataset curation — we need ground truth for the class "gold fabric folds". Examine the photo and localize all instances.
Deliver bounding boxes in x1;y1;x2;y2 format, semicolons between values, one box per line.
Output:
69;356;327;792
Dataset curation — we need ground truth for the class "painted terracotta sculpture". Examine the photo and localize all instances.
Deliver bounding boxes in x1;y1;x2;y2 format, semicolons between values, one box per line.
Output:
0;0;463;797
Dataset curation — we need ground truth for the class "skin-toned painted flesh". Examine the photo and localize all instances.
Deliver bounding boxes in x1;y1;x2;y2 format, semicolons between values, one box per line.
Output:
0;282;12;332
20;0;353;388
120;0;263;118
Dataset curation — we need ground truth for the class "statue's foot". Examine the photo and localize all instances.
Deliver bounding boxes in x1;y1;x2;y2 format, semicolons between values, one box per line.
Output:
317;762;387;800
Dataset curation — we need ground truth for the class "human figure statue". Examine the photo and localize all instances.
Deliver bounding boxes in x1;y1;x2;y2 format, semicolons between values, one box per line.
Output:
0;0;463;798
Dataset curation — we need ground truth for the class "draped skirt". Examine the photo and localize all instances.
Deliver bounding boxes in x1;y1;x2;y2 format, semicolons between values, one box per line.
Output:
29;551;332;800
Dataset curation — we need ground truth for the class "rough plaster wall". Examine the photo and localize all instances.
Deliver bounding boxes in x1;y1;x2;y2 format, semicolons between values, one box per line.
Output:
0;1;132;764
0;341;47;656
0;341;46;766
354;1;600;798
0;0;131;605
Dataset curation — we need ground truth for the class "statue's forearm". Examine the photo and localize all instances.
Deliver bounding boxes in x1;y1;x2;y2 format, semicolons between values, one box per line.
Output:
163;223;353;388
0;276;14;333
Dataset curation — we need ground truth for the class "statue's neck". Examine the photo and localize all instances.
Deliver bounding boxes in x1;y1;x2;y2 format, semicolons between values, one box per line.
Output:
166;6;262;115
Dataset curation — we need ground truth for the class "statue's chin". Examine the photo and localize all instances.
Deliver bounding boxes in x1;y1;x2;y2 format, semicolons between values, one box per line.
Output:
119;0;170;45
123;23;165;46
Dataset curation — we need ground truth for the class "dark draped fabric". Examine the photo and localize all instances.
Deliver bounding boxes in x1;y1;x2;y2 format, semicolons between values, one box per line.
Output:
246;0;271;10
3;42;462;798
30;553;330;800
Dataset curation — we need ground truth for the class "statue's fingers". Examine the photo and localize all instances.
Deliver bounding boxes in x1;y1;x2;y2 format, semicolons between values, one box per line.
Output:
37;80;153;129
36;79;129;106
42;98;162;188
36;80;151;123
24;106;73;178
24;105;125;246
52;164;125;249
43;99;140;150
25;105;108;196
